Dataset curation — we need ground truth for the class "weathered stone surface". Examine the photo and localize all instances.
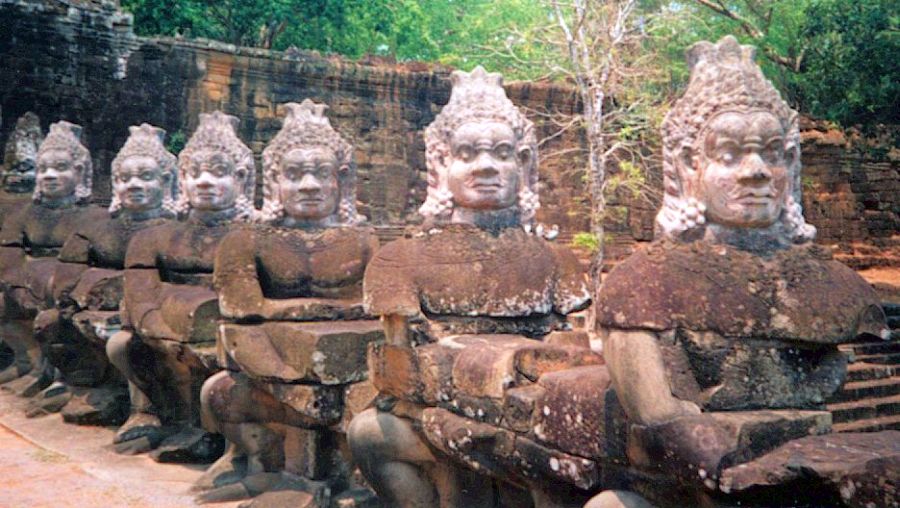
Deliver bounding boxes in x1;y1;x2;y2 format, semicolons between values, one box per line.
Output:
364;226;590;331
214;226;378;320
597;241;883;343
67;267;123;311
720;431;900;508
532;365;612;459
710;410;832;465
420;407;601;491
258;382;344;425
218;320;383;384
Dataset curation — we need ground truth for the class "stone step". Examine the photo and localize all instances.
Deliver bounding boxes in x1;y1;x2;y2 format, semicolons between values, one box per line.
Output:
882;302;900;318
846;362;897;382
828;393;900;424
832;413;900;433
841;340;900;356
888;315;900;330
830;376;900;403
853;352;900;365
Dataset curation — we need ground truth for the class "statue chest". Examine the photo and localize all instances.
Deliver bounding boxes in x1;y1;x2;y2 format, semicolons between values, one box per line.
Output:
86;219;158;269
255;231;369;297
159;224;231;274
23;206;95;254
414;235;560;317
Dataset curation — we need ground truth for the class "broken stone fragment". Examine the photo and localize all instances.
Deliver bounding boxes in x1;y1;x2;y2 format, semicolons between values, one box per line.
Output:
720;431;900;507
68;267;123;310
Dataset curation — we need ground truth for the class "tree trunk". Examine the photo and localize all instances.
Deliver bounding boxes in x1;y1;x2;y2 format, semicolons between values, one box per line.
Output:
586;88;605;332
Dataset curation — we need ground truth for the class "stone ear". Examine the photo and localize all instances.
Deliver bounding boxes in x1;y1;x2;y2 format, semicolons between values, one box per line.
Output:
785;142;799;168
678;146;696;174
517;146;534;169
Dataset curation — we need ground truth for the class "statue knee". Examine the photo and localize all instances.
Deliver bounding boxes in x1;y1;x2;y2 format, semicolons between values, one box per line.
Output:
200;370;235;433
348;408;434;467
106;330;133;374
584;491;656;508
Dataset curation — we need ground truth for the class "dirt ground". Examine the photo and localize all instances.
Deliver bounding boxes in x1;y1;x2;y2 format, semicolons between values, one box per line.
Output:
0;390;240;508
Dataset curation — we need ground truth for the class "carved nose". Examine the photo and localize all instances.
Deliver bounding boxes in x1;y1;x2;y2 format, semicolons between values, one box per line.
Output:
298;172;321;191
737;153;771;182
472;154;499;178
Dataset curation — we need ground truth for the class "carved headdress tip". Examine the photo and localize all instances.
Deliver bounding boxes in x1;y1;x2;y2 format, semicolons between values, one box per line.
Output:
49;121;83;140
129;123;166;142
451;65;504;88
686;35;757;71
284;99;330;125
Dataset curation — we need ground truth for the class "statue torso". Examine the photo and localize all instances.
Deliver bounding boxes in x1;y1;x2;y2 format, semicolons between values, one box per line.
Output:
1;202;106;257
365;225;589;339
251;225;376;299
598;241;883;410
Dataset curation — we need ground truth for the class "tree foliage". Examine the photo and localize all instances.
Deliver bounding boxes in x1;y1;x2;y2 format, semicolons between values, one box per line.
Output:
120;0;899;127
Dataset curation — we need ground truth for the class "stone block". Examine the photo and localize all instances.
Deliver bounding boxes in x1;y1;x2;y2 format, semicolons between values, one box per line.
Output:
219;320;383;384
512;434;600;490
159;285;220;343
415;342;456;404
69;267;122;310
367;342;420;400
260;381;343;423
532;365;612;459
503;384;545;433
710;409;832;466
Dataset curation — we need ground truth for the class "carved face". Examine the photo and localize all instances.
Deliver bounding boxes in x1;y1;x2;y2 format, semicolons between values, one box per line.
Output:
184;149;242;211
699;111;789;228
278;147;340;222
3;137;39;192
447;121;520;211
36;149;80;200
114;155;167;212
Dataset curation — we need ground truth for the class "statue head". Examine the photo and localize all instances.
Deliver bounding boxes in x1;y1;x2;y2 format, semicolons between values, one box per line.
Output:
2;112;43;193
34;121;92;205
259;100;364;227
657;36;815;247
175;111;255;220
109;123;178;217
421;66;539;228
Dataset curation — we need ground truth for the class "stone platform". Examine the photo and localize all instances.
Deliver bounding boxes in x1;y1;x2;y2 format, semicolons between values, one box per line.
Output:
0;389;240;508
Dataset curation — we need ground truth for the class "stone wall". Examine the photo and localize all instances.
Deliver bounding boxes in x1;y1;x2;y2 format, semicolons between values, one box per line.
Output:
1;0;896;265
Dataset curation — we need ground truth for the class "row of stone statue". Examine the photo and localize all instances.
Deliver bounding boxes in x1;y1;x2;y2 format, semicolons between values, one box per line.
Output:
0;36;896;508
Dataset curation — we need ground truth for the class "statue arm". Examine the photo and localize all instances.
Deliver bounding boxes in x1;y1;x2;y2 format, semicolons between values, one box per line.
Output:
58;232;91;264
550;244;592;315
603;329;701;425
122;230;175;338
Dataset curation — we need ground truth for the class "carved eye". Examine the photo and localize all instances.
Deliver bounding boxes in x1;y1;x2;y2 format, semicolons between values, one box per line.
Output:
719;149;738;165
140;171;155;181
762;144;783;164
457;146;474;162
493;143;513;160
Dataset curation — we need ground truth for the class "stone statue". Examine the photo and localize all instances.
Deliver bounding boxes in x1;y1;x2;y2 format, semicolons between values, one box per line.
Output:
347;67;592;507
0;121;105;395
106;111;254;462
588;36;892;507
0;112;43;377
1;112;43;199
27;124;177;424
193;100;383;506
